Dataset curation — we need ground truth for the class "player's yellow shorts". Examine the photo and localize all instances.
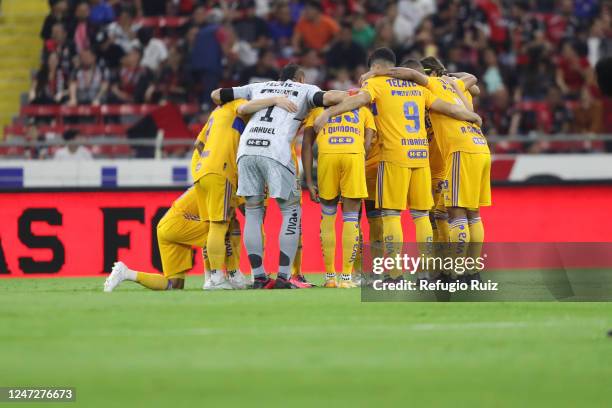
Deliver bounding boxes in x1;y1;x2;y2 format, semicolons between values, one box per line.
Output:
432;177;446;212
194;173;236;222
376;161;433;211
444;151;491;209
317;153;367;200
365;161;379;202
157;205;209;278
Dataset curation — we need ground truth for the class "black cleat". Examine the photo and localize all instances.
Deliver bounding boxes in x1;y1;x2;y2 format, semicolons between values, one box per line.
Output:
273;276;295;289
252;276;274;289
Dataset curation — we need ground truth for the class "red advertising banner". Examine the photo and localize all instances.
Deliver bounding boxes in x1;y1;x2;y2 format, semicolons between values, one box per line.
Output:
1;185;612;278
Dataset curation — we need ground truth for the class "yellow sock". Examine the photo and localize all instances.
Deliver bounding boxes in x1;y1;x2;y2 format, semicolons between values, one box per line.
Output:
341;211;360;277
468;216;484;273
291;233;303;277
449;217;470;276
136;272;169;290
207;222;229;271
225;222;241;271
411;210;433;245
353;228;363;275
435;213;449;243
202;246;211;272
382;212;403;278
431;215;439;243
320;204;337;278
367;210;384;263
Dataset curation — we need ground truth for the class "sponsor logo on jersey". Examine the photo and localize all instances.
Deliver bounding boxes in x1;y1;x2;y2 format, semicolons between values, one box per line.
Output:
472;137;487;145
328;136;355;144
195;162;202;172
246;139;271;147
408;150;428;159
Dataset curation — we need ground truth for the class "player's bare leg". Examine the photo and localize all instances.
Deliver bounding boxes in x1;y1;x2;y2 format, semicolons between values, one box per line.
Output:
320;196;340;288
338;197;361;288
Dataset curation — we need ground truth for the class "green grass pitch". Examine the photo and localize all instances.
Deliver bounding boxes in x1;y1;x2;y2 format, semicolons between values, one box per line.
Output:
1;275;611;407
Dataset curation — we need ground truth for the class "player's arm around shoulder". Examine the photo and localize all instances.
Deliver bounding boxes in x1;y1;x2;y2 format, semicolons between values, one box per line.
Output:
236;96;297;116
313;90;372;133
430;98;482;127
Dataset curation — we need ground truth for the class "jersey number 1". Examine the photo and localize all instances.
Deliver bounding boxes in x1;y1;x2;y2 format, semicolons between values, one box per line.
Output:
260;106;274;122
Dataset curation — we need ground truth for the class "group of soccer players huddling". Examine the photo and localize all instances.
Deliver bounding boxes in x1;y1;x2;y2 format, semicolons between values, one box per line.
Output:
104;46;490;293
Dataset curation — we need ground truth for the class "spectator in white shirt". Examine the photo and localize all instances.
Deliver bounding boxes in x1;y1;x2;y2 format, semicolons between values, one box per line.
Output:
106;5;141;53
138;27;168;73
54;129;93;160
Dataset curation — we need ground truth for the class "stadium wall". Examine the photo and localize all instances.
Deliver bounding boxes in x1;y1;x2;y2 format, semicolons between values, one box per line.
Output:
1;184;612;278
2;155;612;187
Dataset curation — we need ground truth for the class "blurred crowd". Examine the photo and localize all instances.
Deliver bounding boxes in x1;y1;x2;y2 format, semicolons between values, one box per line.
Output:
28;0;612;150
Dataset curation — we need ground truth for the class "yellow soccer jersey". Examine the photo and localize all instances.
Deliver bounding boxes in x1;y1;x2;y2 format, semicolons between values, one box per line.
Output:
426;78;489;158
365;133;381;168
361;76;437;168
191;99;248;187
426;110;445;180
304;106;376;154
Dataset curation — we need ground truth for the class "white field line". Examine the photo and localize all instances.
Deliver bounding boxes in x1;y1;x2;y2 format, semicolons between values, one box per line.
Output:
56;319;606;338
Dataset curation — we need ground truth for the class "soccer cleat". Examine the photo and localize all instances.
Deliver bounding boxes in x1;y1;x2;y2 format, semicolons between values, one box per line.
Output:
352;273;363;286
289;274;313;288
104;261;129;292
228;270;249;290
338;280;358;289
252;276;275;289
203;271;233;290
323;278;338;288
273;276;295;289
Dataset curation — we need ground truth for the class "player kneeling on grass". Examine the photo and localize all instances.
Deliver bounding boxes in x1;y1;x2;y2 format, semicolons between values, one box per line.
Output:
302;92;377;288
104;95;297;292
104;185;213;291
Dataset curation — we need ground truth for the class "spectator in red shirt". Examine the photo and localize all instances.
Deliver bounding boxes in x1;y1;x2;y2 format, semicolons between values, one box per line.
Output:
556;41;591;99
109;49;154;104
292;0;339;53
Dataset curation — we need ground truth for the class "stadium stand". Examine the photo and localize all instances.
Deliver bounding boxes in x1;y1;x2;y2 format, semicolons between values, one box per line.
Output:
1;0;611;157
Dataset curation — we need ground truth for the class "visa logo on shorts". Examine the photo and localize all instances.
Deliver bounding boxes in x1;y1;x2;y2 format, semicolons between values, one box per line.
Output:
408;150;428;159
246;139;270;147
328;136;354;144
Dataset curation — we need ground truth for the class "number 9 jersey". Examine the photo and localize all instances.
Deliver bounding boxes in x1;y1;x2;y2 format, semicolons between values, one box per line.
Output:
360;76;438;168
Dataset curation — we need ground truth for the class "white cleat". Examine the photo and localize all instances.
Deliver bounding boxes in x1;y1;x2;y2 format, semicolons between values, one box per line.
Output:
203;271;233;290
228;270;248;289
104;261;128;292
